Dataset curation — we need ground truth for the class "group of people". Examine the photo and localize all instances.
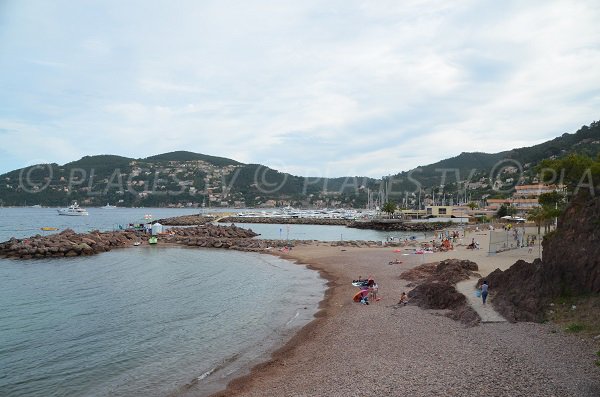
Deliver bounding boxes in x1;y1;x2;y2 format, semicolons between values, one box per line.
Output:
352;276;411;306
352;277;379;305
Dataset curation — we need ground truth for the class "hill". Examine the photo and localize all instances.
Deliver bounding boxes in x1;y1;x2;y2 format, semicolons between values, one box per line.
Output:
0;151;378;207
388;120;600;203
144;151;242;167
0;120;598;208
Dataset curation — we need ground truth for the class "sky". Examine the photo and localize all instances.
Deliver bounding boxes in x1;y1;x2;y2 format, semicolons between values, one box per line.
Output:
0;0;599;178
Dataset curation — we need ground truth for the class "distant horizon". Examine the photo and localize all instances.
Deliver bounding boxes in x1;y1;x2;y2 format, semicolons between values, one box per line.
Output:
1;1;599;177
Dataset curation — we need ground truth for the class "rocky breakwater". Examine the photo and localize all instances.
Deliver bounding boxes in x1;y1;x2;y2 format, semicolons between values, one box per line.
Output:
0;229;140;259
348;219;452;231
155;214;216;226
157;224;321;251
484;192;600;322
157;224;386;251
218;216;350;226
159;224;260;249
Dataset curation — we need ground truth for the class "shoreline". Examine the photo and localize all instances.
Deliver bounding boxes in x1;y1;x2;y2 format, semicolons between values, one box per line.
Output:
205;247;338;397
207;238;599;396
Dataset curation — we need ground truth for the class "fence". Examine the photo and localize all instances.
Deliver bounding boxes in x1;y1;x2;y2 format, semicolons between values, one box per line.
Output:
488;227;540;254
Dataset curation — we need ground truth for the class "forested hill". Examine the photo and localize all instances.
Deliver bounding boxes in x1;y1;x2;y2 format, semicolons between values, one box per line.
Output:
0;151;379;207
388;120;600;196
0;120;598;207
144;151;242;167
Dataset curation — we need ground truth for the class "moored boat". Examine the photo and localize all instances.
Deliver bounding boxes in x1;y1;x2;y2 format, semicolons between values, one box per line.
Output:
57;202;89;216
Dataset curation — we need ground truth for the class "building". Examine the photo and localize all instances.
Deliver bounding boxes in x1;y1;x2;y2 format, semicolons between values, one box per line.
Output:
425;205;453;217
486;198;539;211
513;184;561;197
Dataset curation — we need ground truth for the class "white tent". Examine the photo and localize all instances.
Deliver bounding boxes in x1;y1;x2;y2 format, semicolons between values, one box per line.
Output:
151;222;163;235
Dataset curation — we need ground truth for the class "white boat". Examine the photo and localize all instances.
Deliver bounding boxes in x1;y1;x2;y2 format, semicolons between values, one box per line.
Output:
57;202;89;216
101;203;117;209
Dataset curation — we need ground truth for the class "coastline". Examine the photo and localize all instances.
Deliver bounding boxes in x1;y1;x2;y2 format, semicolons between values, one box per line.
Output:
207;236;600;397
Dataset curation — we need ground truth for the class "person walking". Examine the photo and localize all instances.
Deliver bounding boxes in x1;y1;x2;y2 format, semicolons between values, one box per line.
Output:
481;281;489;305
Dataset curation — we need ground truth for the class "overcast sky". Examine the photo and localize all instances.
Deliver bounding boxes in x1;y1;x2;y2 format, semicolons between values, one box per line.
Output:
0;0;599;178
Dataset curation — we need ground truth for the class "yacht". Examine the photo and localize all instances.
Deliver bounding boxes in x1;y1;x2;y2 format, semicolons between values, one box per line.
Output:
101;203;117;209
57;202;89;216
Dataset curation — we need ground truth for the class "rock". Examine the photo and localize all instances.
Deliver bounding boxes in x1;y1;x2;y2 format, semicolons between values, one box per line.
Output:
408;281;467;310
484;194;600;323
348;220;452;232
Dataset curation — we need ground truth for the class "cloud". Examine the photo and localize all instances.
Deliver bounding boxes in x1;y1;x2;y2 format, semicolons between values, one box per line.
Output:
0;0;599;178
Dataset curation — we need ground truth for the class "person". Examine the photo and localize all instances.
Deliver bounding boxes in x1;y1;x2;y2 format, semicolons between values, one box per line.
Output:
481;281;489;305
468;238;477;249
528;240;534;253
369;282;379;301
398;292;409;305
360;291;369;305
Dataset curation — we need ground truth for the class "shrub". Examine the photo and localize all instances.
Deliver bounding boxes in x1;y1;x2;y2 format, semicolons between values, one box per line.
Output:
565;323;585;333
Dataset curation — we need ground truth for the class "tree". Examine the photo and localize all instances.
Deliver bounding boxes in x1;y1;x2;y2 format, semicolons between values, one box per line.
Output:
496;204;508;218
467;201;478;210
496;204;517;218
538;191;565;207
381;201;397;217
527;207;545;235
537;153;600;196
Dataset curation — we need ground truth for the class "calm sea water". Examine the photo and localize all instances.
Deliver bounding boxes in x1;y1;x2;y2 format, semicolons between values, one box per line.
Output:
0;208;328;397
0;207;427;396
0;248;324;397
0;207;425;243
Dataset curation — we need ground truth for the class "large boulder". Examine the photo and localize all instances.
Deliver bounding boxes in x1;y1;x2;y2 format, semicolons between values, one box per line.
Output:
485;193;600;322
400;259;480;284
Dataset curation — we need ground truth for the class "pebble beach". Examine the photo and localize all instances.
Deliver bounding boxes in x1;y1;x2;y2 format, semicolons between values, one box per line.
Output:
209;234;600;397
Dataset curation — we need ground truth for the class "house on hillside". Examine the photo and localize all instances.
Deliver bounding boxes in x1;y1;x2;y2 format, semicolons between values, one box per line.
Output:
485;184;563;215
513;184;561;197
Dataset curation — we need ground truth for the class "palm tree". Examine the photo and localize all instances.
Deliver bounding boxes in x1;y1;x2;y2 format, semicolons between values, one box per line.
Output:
527;207;545;235
381;201;397;218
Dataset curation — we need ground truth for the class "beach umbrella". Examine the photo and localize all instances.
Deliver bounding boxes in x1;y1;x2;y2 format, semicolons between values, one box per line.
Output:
353;290;369;302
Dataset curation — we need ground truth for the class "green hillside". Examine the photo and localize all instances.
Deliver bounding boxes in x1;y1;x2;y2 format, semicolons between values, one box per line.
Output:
144;151;242;167
389;120;600;200
0;120;598;207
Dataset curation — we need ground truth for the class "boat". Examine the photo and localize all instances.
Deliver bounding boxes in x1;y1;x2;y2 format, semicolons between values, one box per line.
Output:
31;204;42;208
57;202;89;216
101;203;117;209
40;227;59;231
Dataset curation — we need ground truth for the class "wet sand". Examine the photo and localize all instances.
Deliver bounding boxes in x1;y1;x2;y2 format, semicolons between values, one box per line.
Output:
208;232;599;396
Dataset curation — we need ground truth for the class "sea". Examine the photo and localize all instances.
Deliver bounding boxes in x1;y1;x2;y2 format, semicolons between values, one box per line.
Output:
0;207;422;397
